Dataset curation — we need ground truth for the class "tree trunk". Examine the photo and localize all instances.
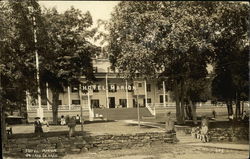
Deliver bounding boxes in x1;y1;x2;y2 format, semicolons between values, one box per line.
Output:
235;98;241;120
241;101;244;115
226;99;233;117
52;90;59;124
175;98;182;124
190;101;197;125
180;80;185;124
185;103;192;120
180;97;185;124
1;105;7;146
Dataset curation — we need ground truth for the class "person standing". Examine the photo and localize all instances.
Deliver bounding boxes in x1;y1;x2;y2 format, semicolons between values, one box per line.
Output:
165;112;175;133
42;117;49;133
34;117;43;137
241;111;248;121
60;115;66;125
76;114;80;124
212;110;216;119
68;116;76;138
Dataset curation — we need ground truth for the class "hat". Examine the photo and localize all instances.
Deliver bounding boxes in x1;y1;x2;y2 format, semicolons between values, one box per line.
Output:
35;117;40;119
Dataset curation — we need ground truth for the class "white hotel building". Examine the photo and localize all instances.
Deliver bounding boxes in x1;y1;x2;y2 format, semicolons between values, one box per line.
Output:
26;58;174;122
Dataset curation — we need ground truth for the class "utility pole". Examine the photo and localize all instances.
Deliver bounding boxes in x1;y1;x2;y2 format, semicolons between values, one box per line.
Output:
79;84;84;135
28;6;43;120
137;93;140;128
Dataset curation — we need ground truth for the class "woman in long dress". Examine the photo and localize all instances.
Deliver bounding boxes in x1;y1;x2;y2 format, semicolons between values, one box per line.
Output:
34;117;43;136
42;117;49;133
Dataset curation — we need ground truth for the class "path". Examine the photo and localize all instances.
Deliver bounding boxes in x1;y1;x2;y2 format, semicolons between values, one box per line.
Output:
126;120;249;152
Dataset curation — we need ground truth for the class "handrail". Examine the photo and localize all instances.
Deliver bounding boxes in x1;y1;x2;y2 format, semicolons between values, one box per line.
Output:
146;103;156;116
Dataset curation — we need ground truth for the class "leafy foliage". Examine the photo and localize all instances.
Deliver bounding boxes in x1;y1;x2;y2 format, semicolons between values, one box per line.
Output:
1;1;98;124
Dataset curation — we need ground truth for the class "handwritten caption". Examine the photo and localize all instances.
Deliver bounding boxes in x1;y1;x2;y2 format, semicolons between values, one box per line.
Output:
24;149;58;158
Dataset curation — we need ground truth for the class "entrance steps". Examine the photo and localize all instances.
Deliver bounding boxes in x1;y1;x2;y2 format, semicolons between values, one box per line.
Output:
93;108;154;120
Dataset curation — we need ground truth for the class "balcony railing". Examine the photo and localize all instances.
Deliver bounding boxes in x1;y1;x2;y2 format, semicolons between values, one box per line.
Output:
147;103;176;108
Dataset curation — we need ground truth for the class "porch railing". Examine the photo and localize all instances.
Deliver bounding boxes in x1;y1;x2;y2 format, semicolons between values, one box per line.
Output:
27;105;89;111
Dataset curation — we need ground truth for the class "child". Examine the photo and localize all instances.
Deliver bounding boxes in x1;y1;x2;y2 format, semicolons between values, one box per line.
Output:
200;118;209;142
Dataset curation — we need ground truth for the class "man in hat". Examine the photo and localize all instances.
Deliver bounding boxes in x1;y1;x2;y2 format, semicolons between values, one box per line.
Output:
34;117;43;136
165;111;175;133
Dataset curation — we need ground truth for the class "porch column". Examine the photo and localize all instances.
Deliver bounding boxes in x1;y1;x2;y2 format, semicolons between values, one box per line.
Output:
87;90;93;121
144;80;148;107
79;84;82;104
105;74;109;108
126;80;129;108
163;81;166;107
68;86;71;110
46;82;49;110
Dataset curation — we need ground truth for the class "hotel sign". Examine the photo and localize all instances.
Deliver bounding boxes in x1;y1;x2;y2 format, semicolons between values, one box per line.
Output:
80;84;136;91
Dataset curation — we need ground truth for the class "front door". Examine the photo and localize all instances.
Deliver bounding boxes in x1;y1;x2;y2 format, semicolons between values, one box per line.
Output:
109;97;115;108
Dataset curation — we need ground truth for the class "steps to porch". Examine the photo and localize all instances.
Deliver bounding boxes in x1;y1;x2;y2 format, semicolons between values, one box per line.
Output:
93;108;154;120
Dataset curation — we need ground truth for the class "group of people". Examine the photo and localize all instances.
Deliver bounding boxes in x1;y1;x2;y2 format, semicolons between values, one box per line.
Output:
191;117;209;143
34;117;49;136
228;111;249;121
34;114;82;138
60;114;82;125
61;115;79;138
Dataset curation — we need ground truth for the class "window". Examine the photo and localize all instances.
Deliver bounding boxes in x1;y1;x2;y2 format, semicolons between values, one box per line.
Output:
93;67;98;73
147;98;152;103
91;99;99;108
144;98;152;107
158;83;163;90
72;100;80;105
133;99;137;107
41;99;47;105
58;100;62;105
119;99;127;107
138;83;142;87
71;86;78;93
146;84;151;92
108;84;117;92
159;95;168;103
93;84;99;92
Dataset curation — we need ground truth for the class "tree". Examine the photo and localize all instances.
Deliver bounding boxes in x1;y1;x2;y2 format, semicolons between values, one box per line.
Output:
0;0;41;143
210;2;249;119
40;7;97;124
1;0;98;130
107;1;215;124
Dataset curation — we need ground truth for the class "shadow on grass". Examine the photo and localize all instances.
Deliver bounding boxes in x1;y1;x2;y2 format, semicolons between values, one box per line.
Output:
46;119;116;126
8;130;92;139
83;120;116;124
8;120;116;139
158;120;249;128
125;123;159;129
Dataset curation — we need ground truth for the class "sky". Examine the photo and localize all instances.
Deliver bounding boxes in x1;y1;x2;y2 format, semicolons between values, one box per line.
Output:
38;1;119;46
39;1;119;25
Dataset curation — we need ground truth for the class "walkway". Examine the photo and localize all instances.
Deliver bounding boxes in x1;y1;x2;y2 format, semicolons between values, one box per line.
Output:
126;120;249;152
176;131;249;151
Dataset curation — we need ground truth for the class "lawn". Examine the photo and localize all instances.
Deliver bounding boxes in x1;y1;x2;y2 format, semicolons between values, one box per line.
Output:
9;120;164;138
